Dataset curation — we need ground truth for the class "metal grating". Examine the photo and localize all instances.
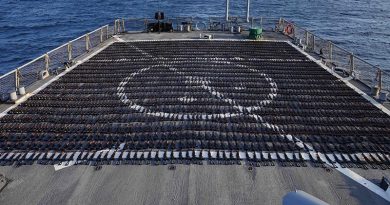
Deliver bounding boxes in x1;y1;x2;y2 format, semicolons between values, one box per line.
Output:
1;40;390;168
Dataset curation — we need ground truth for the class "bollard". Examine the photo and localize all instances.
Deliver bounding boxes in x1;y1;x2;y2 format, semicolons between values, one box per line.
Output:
186;24;191;32
18;87;26;96
10;91;17;102
371;86;380;97
39;70;49;80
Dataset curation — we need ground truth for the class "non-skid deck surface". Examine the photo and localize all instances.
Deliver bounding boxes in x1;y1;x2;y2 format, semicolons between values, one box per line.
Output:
1;40;390;167
0;165;389;205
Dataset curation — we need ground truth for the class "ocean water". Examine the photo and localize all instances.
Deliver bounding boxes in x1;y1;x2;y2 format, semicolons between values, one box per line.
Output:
0;0;389;75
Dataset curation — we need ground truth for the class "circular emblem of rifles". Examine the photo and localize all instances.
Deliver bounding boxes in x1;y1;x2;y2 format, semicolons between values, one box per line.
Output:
117;43;282;131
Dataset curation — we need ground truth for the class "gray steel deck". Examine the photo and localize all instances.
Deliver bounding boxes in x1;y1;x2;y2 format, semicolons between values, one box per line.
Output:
0;164;389;205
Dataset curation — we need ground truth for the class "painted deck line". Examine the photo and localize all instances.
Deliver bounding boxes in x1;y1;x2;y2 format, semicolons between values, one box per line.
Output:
288;40;390;202
54;143;126;171
113;35;125;42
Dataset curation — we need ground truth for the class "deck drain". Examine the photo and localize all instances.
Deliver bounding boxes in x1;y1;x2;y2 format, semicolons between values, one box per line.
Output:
0;174;9;192
168;165;176;170
95;165;102;171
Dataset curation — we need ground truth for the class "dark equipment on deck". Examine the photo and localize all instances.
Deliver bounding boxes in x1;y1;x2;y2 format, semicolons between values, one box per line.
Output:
155;11;164;20
147;22;173;32
180;21;192;32
148;11;172;32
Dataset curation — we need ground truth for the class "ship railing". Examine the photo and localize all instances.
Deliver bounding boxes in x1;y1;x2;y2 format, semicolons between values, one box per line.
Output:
279;18;389;97
2;17;387;102
117;17;388;96
0;24;110;102
383;70;390;93
117;16;279;33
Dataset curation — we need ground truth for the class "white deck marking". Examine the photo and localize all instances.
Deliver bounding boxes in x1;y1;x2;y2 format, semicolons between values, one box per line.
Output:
117;45;278;123
54;143;126;171
113;35;125;42
54;160;76;171
116;43;325;158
